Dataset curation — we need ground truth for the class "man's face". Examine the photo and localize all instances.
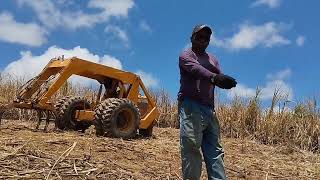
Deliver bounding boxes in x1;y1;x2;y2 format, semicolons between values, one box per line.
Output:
191;29;211;51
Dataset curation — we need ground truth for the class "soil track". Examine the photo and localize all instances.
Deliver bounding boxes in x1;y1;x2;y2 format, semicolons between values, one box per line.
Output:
0;120;319;179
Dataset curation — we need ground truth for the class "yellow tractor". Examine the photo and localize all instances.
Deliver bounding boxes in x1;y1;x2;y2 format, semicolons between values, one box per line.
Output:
1;56;159;138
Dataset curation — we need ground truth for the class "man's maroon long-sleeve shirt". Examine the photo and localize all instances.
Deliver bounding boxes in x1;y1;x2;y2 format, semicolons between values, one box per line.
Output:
178;48;221;107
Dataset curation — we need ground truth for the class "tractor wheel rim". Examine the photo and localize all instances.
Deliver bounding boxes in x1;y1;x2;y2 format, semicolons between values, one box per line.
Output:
116;108;134;131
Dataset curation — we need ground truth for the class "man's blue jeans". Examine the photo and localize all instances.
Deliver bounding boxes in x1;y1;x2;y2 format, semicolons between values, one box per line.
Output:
178;98;226;180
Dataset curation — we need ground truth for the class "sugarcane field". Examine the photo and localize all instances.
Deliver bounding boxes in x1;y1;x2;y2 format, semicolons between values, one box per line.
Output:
1;1;320;179
0;76;319;179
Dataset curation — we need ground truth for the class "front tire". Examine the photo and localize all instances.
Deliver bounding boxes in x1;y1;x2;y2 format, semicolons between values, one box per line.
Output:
54;96;92;131
94;98;140;139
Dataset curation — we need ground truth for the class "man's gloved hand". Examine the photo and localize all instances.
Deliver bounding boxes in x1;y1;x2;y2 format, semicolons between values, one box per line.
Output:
213;74;237;89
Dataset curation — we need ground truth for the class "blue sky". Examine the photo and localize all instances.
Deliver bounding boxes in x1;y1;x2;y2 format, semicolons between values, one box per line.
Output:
0;0;319;106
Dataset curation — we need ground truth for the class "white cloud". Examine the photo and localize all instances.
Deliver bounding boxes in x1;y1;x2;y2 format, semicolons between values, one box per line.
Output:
267;68;291;80
0;12;47;46
105;25;129;46
139;20;152;33
227;84;257;98
3;46;123;86
227;69;293;100
101;55;123;70
17;0;134;30
2;0;134;46
213;22;290;50
296;36;306;46
88;0;134;17
260;80;293;100
251;0;282;8
135;70;159;88
17;0;65;29
55;0;74;6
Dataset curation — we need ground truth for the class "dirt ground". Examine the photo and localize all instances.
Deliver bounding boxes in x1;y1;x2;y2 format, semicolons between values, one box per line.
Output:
0;119;319;180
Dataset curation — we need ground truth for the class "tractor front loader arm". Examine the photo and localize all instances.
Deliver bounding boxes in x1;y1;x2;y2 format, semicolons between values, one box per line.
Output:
2;56;159;137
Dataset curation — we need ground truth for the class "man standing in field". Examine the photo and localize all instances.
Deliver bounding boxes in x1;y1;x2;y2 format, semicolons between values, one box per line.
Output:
178;24;237;180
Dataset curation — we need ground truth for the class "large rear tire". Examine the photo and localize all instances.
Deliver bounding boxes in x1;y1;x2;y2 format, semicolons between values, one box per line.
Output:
94;98;140;139
54;96;92;131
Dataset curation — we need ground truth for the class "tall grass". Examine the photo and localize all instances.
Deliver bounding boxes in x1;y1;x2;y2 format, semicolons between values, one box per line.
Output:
152;87;319;152
217;88;320;153
150;88;179;128
0;73;319;152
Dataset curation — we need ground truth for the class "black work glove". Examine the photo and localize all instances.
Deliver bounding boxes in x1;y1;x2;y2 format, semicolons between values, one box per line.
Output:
213;74;237;89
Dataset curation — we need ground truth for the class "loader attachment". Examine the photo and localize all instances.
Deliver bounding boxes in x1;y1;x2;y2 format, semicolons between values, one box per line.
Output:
5;56;159;138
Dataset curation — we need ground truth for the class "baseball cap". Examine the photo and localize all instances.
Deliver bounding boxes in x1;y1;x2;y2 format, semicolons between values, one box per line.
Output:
192;24;212;36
